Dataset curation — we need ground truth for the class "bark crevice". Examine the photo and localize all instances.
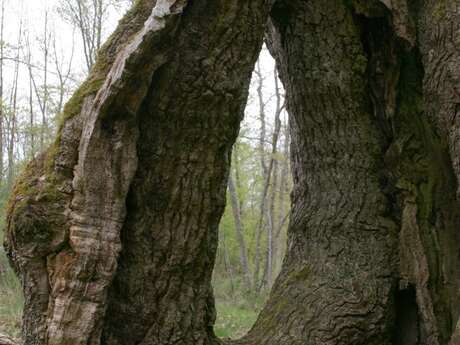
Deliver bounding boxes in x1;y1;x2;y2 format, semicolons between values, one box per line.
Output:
393;285;420;345
3;1;460;344
354;6;460;345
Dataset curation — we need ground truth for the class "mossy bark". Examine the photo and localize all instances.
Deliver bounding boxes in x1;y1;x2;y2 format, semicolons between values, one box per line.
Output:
4;1;272;344
234;1;460;344
4;0;460;345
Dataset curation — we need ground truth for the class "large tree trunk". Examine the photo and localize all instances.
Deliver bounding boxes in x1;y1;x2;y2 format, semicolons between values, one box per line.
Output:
4;1;271;344
4;0;460;345
237;0;460;344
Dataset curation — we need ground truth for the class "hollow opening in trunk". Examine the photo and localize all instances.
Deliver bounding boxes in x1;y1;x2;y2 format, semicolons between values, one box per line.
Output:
212;46;292;340
393;285;420;345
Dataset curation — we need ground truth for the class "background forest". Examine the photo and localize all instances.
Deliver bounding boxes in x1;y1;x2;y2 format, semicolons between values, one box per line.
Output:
0;0;291;339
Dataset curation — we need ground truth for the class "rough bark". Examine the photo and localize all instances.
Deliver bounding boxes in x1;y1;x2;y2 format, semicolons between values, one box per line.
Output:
242;2;399;344
416;2;460;343
101;1;272;343
4;1;271;344
4;0;460;345
234;0;460;344
0;332;17;345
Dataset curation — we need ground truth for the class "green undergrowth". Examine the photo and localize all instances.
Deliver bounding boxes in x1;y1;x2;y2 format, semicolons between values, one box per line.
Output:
0;262;265;340
0;221;23;339
214;302;259;339
213;274;267;339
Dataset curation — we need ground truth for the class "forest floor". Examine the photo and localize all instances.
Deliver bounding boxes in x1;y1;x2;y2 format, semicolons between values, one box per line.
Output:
0;251;265;340
0;241;23;339
214;302;259;339
212;276;266;339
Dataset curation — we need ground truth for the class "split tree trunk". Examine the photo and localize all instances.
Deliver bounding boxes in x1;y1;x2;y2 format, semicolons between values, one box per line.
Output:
4;0;460;345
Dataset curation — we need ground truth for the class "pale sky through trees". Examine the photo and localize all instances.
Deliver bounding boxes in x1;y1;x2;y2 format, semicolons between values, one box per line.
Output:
1;0;285;162
2;0;126;98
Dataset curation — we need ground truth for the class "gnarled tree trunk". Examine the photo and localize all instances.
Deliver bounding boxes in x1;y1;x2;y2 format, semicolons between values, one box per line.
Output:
4;1;271;344
3;0;460;345
238;0;460;344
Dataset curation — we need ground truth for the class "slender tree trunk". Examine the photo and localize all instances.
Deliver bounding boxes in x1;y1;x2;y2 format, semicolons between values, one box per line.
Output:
254;80;282;292
264;157;277;289
233;144;243;195
41;12;49;150
75;0;93;71
253;59;268;289
228;172;252;291
221;227;235;298
26;34;35;158
7;22;22;188
0;0;5;183
28;73;35;157
272;117;289;272
95;0;102;52
53;33;74;116
265;68;284;288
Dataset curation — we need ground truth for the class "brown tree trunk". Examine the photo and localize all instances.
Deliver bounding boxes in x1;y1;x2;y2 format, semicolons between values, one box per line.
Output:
4;0;460;345
236;0;460;344
416;2;460;343
4;1;271;345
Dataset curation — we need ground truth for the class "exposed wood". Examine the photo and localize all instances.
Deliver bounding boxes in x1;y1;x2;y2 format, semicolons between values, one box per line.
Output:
0;332;17;345
4;1;272;344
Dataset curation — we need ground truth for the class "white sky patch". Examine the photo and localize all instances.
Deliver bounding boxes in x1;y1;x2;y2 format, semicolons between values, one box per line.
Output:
1;0;285;158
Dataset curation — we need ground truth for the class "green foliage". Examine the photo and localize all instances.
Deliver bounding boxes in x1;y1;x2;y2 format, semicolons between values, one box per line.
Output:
214;302;259;339
215;139;290;273
213;274;266;339
0;219;23;339
213;133;291;338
